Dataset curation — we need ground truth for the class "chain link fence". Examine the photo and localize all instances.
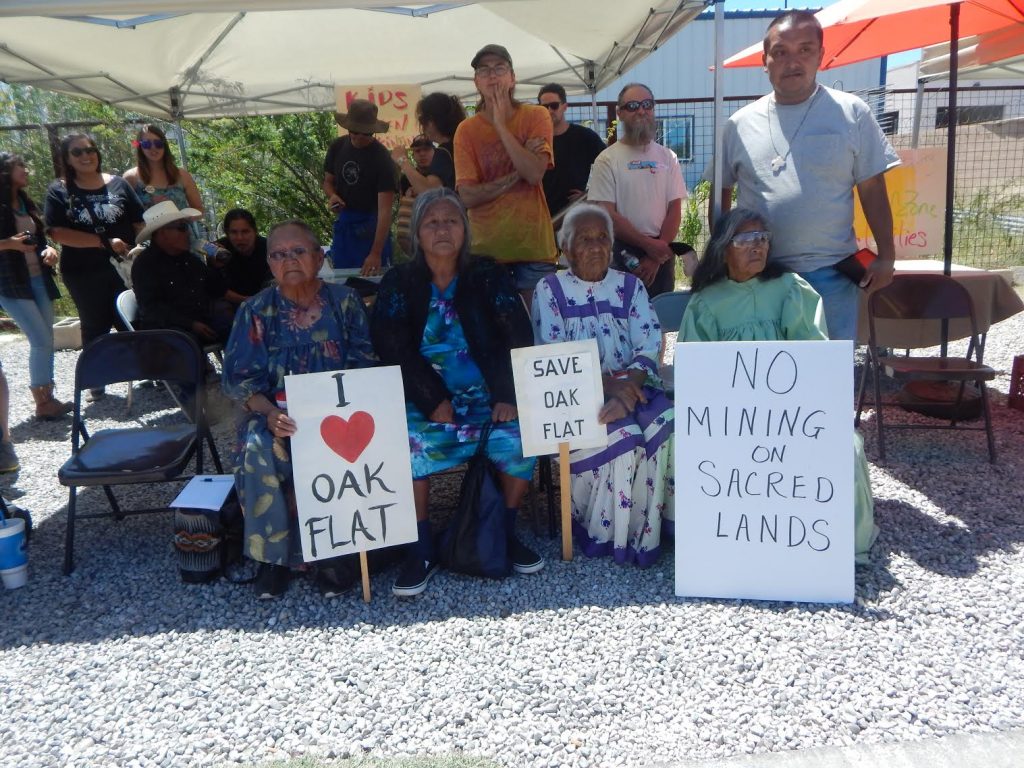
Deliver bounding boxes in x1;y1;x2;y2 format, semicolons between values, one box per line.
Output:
567;85;1024;268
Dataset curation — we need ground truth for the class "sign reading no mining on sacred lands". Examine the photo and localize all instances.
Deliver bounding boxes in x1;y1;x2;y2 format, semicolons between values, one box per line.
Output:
674;341;854;604
511;339;608;457
335;84;423;151
285;367;417;563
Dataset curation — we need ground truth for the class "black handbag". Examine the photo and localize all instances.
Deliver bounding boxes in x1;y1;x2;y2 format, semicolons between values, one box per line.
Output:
438;421;512;578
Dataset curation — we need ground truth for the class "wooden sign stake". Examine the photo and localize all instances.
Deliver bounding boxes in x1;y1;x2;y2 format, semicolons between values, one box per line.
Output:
559;441;572;561
359;551;371;603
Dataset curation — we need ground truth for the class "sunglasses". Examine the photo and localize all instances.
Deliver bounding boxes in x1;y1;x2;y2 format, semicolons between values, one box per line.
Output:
730;231;772;248
619;99;656;112
69;146;98;158
268;246;313;262
133;139;165;150
541;101;564;110
160;221;191;233
349;131;372;138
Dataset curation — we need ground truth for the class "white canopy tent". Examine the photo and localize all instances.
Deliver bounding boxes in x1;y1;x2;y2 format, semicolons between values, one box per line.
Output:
0;0;709;120
918;23;1024;81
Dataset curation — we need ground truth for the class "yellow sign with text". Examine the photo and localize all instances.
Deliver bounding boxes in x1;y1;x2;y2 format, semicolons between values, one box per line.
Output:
854;148;946;258
335;84;423;151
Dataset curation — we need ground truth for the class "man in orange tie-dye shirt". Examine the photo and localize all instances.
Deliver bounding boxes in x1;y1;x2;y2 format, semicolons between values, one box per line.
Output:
454;44;557;305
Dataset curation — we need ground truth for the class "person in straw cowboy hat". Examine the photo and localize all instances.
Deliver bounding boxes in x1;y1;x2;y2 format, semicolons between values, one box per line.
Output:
131;200;232;345
322;98;398;277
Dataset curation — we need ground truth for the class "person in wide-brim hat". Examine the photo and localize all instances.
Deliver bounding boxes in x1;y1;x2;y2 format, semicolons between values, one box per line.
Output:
334;99;390;134
137;199;202;244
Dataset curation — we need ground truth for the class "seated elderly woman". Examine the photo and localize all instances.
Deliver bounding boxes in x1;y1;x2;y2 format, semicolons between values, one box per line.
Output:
532;203;674;567
222;219;377;599
132;200;232;345
371;187;541;597
679;207;877;563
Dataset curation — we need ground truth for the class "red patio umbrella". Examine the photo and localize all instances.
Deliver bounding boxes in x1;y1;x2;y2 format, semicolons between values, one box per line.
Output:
723;0;1024;279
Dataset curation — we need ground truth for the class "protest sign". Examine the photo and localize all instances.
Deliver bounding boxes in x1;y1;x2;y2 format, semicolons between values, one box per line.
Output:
335;84;423;150
854;147;946;258
511;340;607;458
285;367;417;578
512;339;607;559
674;340;854;604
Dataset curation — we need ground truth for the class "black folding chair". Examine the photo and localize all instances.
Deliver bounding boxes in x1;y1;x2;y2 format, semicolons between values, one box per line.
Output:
58;330;223;574
855;274;997;463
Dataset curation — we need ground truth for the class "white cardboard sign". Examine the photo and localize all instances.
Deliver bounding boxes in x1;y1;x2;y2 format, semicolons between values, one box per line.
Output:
285;366;417;562
511;340;608;457
674;341;854;604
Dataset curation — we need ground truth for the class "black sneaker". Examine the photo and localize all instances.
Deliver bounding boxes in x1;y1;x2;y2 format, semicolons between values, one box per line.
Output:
315;559;358;598
510;536;545;575
0;441;19;474
254;562;290;599
85;387;106;403
392;555;438;597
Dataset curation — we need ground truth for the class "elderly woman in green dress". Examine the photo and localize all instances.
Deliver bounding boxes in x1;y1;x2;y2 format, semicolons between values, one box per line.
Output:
680;207;877;563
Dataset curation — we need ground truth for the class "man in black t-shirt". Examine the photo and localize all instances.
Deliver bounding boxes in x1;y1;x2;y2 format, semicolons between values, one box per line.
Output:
537;83;606;221
322;99;398;275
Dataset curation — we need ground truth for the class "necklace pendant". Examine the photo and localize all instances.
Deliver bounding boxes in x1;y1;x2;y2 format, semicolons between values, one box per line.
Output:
771;156;786;172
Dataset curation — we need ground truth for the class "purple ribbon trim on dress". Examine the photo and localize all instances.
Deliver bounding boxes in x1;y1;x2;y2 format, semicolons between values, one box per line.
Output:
571;520;661;568
548;273;630;320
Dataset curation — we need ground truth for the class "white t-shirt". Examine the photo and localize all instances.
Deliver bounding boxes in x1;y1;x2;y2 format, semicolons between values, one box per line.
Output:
711;85;900;272
588;140;687;238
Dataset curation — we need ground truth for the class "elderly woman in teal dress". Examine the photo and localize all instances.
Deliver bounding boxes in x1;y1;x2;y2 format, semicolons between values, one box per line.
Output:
371;187;542;597
679;207;878;563
223;219;376;599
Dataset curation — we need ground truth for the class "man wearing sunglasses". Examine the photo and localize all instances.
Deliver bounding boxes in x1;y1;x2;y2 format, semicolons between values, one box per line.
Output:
132;201;231;345
588;83;687;297
536;83;606;219
322;99;398;277
710;10;899;341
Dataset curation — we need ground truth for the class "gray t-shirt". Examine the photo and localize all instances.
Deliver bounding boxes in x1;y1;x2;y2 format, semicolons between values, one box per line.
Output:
709;85;899;272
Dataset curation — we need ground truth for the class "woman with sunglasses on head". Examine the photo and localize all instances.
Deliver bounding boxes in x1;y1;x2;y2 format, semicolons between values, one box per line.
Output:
679;207;878;564
44;133;145;399
0;151;72;420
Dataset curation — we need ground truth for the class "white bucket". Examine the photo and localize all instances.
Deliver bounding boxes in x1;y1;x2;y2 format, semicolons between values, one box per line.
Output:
0;563;28;590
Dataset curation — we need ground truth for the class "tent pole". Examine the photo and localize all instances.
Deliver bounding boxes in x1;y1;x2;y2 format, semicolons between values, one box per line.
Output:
591;89;598;127
174;119;189;171
911;78;924;149
711;0;725;225
940;3;960;356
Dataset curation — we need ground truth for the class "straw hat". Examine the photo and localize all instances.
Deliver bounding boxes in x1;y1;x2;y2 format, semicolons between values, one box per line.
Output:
137;200;202;244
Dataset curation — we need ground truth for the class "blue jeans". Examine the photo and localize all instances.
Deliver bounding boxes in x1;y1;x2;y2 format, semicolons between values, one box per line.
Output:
0;275;55;387
798;265;860;342
330;209;392;269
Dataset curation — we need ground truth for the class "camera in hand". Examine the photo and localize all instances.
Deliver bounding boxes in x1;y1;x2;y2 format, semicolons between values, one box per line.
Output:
20;230;36;246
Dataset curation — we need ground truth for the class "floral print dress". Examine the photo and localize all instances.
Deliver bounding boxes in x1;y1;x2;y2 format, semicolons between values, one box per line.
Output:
406;279;534;481
222;281;376;566
532;269;674;567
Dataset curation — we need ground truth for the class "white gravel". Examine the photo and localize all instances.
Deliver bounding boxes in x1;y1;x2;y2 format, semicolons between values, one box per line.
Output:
1;310;1023;768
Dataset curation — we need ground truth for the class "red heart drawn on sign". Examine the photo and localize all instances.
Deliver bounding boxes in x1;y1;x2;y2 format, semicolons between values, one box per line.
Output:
320;412;375;463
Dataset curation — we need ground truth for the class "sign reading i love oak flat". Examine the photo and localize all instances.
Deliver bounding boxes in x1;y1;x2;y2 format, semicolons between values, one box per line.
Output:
285;366;417;562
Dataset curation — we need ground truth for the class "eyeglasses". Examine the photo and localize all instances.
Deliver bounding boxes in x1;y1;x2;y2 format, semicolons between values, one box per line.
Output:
619;99;656;112
730;231;772;248
268;246;313;262
541;101;564;110
133;139;165;150
474;64;510;78
160;221;191;233
69;146;98;158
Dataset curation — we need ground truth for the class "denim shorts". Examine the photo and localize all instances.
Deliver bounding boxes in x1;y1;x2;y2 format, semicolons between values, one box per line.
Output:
506;261;557;292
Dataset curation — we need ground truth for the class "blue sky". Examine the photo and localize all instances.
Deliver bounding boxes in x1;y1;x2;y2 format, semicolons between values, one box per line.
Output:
728;1;921;66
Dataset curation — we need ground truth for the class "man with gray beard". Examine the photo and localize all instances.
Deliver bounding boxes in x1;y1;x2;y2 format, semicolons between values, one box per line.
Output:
588;83;687;297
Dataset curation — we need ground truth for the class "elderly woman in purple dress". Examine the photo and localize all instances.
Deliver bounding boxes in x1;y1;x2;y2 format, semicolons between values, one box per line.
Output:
532;203;674;567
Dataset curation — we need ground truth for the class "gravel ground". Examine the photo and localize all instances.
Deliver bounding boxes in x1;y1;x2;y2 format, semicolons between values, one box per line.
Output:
1;313;1023;768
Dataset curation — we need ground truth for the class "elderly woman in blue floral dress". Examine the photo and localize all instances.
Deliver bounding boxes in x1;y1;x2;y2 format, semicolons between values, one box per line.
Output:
223;219;376;599
371;187;542;597
532;203;674;567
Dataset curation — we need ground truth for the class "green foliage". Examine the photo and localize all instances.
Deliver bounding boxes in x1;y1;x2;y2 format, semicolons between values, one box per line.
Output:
679;179;710;252
186;113;337;242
